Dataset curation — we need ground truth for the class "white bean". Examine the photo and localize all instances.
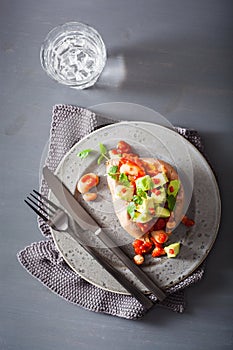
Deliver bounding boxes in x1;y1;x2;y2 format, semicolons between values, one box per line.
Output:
83;192;98;202
77;173;99;193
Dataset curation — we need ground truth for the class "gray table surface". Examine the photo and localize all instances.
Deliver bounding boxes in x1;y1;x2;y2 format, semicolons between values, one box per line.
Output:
0;0;232;349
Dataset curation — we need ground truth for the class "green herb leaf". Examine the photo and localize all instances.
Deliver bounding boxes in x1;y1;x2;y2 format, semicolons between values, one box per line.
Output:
97;154;104;165
132;195;143;205
108;165;119;180
167;195;176;211
127;202;136;219
109;165;118;174
119;173;130;187
77;149;92;159
136;188;147;198
99;143;107;155
97;143;109;164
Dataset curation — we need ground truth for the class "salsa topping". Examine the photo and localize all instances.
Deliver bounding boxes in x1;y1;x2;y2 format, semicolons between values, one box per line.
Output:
107;140;195;264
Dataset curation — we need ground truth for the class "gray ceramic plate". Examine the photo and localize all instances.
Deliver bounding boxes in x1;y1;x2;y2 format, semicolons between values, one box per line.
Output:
49;120;221;294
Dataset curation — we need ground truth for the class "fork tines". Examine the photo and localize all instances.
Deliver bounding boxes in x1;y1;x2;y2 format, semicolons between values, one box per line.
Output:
24;190;59;221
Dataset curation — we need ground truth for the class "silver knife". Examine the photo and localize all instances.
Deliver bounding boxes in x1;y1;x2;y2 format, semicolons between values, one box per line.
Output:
43;166;166;301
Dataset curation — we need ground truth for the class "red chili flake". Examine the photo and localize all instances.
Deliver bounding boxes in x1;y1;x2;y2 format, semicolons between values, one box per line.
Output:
122;188;127;193
149;208;155;215
169;248;174;255
153;178;160;185
169;186;174;193
151;189;161;196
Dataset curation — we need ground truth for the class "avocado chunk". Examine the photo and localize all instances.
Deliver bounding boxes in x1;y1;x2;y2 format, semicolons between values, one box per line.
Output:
133;211;153;223
135;175;153;191
151;186;166;203
164;242;180;258
167;179;180;197
115;185;134;201
151;172;168;188
155;206;170;218
136;197;155;214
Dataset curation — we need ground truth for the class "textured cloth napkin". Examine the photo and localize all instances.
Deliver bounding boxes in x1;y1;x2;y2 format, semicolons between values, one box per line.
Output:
17;104;205;320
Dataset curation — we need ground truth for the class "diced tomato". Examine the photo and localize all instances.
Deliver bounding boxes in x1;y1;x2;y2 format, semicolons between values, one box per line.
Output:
151;246;166;257
132;240;144;255
141;241;153;254
132;239;153;255
182;216;195;227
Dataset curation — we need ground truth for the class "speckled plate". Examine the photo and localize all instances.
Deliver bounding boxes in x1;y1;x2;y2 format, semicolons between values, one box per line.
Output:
49;121;221;294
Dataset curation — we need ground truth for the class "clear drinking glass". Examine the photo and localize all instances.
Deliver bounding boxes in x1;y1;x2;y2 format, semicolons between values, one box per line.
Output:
40;22;107;89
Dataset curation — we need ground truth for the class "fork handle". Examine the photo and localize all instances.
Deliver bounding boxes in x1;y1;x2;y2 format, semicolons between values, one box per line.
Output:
65;228;154;310
96;228;166;301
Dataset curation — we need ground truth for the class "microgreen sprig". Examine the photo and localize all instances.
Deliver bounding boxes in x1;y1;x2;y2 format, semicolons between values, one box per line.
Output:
77;143;110;164
77;149;93;159
97;143;109;164
127;202;136;219
108;165;119;179
119;173;130;187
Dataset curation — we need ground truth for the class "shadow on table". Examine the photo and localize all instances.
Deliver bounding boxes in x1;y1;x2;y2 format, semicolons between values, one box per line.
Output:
95;37;232;93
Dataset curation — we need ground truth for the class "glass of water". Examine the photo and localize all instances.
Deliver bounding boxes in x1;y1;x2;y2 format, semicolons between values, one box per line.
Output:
40;22;107;89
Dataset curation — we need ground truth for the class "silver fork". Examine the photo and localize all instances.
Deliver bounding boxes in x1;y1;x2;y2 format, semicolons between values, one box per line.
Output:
24;190;154;310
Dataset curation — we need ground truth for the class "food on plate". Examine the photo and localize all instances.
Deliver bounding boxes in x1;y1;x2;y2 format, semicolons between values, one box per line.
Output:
181;215;195;227
133;254;145;265
77;173;99;193
106;140;194;264
106;141;185;237
164;242;180;258
82;192;98;202
77;173;99;202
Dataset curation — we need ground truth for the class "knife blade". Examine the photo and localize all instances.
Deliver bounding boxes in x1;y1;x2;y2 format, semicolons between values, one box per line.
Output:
43;166;166;301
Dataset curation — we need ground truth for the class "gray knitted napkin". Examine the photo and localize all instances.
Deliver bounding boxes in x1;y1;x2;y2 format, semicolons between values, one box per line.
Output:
17;104;205;320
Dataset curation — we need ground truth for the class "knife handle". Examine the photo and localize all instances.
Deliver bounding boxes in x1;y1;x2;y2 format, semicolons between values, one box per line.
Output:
67;228;154;310
95;228;166;301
